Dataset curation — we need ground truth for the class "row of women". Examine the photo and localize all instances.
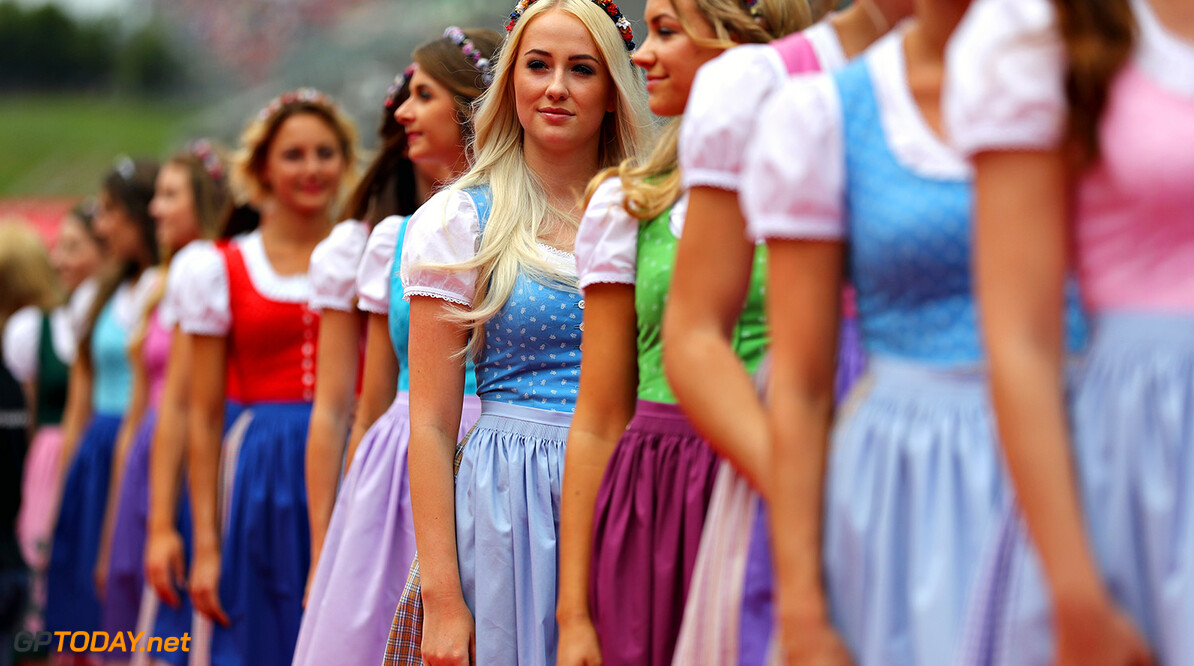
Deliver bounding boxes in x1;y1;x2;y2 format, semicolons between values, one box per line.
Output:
2;0;1188;663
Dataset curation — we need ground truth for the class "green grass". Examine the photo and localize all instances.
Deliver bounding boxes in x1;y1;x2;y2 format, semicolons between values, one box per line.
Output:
0;94;188;197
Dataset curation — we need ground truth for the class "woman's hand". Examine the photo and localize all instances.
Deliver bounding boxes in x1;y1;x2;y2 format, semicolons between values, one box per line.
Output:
1054;594;1153;666
93;550;110;601
421;597;476;666
189;545;230;626
145;526;187;608
557;616;603;666
778;616;854;666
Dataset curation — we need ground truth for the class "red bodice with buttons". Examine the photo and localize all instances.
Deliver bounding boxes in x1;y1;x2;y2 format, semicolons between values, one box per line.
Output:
219;241;319;403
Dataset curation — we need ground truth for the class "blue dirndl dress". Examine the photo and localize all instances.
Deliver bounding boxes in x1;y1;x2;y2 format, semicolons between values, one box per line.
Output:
45;297;133;640
404;186;583;666
752;38;1089;665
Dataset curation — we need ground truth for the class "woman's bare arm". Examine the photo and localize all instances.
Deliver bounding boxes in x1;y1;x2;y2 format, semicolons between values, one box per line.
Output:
556;284;637;664
145;329;194;607
187;334;229;626
974;150;1151;664
406;296;474;665
764;239;850;664
304;308;364;579
663;187;768;490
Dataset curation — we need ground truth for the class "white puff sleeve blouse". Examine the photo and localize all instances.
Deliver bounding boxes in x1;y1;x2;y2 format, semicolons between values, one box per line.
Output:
308;220;370;313
177;241;231;336
742;72;848;242
679;44;791;192
400;189;482;306
355;215;403;315
159;241;211;330
574;177;639;291
944;0;1067;155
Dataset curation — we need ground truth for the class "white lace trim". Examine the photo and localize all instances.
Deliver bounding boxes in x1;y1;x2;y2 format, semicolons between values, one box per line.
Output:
682;169;741;193
579;275;636;291
404;288;472;307
538;243;575;260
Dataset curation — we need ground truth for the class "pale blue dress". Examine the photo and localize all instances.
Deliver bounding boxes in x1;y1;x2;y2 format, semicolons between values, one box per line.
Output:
743;32;1088;666
401;185;582;666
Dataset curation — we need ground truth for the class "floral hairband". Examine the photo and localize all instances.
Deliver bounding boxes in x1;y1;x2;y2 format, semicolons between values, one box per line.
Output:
743;0;761;19
506;0;636;52
444;26;494;87
188;139;225;182
385;65;417;109
256;88;336;123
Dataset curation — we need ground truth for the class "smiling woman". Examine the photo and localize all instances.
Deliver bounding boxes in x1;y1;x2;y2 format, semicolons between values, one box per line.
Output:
387;1;650;664
178;90;359;666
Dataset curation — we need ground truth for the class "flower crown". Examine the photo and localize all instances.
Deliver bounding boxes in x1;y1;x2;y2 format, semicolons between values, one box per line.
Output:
188;139;226;182
385;65;417;109
256;88;336;124
506;0;636;52
444;26;495;87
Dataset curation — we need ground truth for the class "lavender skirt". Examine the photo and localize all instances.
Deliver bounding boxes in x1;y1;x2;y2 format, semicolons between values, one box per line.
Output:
590;400;720;666
291;394;481;666
102;410;157;649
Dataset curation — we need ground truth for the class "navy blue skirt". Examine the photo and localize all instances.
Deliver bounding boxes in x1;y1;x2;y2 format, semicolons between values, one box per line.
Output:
45;413;122;637
210;402;311;666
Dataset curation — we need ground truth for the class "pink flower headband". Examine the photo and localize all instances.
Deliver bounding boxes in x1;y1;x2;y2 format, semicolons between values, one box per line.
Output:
385;65;417;109
506;0;635;51
256;88;337;124
444;26;494;87
187;139;226;182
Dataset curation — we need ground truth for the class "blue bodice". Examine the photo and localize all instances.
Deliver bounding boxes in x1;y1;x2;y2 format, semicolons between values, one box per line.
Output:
836;60;1086;365
389;216;478;395
91;295;133;415
465;187;583;412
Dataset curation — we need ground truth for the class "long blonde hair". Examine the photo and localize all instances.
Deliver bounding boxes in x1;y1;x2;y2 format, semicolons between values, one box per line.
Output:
592;0;817;221
442;0;652;356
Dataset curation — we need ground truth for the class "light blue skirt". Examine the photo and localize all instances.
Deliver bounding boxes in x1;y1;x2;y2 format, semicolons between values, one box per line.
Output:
961;312;1194;665
455;400;572;666
823;358;1007;666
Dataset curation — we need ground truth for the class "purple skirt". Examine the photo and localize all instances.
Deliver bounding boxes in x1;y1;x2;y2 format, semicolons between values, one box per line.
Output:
589;400;719;666
293;394;481;666
102;409;156;647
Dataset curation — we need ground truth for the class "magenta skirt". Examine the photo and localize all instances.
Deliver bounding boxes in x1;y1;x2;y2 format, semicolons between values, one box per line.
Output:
589;400;719;666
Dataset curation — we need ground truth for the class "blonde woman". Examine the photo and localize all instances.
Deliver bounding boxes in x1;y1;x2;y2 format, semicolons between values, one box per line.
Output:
391;0;649;663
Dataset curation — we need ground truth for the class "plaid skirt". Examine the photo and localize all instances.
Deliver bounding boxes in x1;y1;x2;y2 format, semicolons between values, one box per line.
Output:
382;435;471;665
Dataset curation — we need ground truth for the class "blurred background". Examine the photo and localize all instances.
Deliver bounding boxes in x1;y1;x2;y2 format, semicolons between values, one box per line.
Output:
0;0;649;238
